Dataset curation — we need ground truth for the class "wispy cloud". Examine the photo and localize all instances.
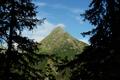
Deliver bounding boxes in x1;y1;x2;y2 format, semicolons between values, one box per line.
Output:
22;20;65;42
35;2;47;7
50;4;68;10
35;2;83;15
56;24;65;28
35;2;84;24
50;4;83;14
39;2;47;7
37;11;55;21
71;9;84;14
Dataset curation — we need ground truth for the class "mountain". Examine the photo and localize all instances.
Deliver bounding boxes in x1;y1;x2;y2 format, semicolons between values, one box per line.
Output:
37;26;88;80
38;26;88;60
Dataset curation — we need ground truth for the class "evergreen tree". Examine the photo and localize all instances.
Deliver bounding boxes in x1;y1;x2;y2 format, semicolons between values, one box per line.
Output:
0;0;44;79
70;0;120;80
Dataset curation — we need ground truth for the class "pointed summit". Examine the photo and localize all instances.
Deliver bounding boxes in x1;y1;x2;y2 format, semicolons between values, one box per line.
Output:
52;26;64;32
38;27;88;60
49;27;65;36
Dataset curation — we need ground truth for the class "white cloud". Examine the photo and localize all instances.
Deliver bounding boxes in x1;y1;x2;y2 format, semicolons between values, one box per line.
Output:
56;24;65;28
22;20;65;42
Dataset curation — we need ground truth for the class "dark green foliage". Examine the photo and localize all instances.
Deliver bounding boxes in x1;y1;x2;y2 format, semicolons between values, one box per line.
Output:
70;0;120;80
0;0;44;79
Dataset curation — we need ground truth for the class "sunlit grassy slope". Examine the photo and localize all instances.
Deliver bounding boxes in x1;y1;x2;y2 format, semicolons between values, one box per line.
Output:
38;27;88;60
37;27;88;80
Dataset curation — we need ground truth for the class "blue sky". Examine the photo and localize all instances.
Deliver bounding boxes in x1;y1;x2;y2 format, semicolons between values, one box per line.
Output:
23;0;93;44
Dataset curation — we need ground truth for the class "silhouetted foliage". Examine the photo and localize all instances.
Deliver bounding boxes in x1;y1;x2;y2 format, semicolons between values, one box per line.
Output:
70;0;120;80
0;0;44;79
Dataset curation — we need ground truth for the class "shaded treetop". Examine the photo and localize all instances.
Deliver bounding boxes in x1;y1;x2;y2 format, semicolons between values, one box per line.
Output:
0;0;44;79
70;0;120;80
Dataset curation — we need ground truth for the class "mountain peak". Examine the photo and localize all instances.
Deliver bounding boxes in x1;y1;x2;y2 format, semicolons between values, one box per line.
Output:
38;27;88;60
51;27;64;34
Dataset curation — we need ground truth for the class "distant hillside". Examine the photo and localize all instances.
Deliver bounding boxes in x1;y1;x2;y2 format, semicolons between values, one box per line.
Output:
38;27;88;60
